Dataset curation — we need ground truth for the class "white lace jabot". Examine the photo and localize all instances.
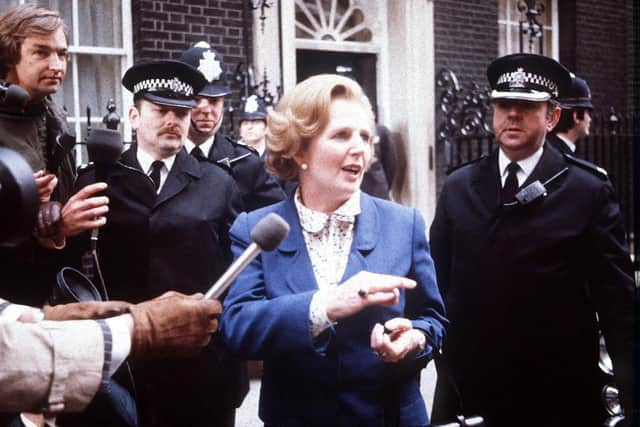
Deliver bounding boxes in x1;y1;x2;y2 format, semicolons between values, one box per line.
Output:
295;189;361;290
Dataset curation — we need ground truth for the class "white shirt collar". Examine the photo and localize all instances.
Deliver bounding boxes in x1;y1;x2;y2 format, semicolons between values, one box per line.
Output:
184;136;215;158
555;134;576;152
294;189;361;233
136;147;176;193
498;145;544;186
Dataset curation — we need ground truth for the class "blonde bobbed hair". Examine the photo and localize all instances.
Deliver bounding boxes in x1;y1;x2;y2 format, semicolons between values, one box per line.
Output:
266;74;374;180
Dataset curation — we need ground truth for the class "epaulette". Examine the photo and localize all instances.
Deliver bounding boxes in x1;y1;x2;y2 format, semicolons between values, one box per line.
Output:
230;138;259;155
208;158;232;174
446;156;486;175
216;152;252;169
195;155;232;174
563;153;608;180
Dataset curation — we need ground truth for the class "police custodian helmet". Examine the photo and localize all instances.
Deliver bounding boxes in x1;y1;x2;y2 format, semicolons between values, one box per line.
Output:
559;74;593;110
239;95;268;123
179;41;232;98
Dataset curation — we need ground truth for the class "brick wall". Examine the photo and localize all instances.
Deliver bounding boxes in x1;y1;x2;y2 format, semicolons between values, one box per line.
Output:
131;0;252;134
574;0;632;112
433;1;498;88
433;0;499;190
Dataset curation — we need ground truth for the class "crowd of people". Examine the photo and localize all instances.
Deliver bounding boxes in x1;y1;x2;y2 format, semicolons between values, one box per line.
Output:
0;3;636;427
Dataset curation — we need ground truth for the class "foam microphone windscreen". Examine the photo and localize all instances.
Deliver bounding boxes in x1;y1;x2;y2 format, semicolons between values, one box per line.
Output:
250;212;290;251
87;128;123;166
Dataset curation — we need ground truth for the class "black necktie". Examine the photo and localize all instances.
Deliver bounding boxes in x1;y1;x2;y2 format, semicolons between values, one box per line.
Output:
191;146;206;160
149;160;164;191
502;162;520;203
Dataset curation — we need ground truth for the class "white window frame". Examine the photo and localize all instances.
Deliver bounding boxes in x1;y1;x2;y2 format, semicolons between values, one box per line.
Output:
498;0;558;60
10;0;134;164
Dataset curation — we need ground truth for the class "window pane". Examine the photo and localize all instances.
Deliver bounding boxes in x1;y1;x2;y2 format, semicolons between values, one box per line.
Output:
498;0;509;20
77;0;121;48
0;1;21;10
45;0;74;37
52;60;76;116
77;54;122;126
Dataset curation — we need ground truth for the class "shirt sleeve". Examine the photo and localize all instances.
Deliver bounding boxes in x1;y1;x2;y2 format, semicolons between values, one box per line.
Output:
308;287;338;338
0;319;105;414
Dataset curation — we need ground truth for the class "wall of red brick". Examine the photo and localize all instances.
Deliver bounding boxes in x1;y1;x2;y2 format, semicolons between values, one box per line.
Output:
572;0;633;112
131;0;252;134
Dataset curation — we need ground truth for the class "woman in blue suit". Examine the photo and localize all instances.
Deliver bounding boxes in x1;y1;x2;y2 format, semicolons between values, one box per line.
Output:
221;74;448;427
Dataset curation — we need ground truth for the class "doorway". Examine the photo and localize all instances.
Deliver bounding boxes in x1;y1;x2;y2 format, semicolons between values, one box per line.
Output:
296;50;378;117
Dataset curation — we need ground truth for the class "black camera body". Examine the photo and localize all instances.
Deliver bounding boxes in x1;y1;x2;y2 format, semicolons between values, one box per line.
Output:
0;146;39;247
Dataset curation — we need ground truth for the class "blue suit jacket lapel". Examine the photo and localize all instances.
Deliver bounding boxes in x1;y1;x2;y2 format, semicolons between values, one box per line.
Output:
341;193;378;281
275;196;318;294
275;193;379;293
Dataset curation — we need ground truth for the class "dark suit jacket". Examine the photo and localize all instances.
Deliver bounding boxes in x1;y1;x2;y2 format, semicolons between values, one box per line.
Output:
73;147;246;426
221;193;448;427
208;133;285;211
548;132;575;155
429;144;635;427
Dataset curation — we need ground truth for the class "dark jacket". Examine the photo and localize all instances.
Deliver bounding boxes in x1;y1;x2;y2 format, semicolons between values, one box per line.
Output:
73;146;246;426
0;94;76;306
208;133;285;211
221;193;448;426
548;132;575;156
429;144;636;427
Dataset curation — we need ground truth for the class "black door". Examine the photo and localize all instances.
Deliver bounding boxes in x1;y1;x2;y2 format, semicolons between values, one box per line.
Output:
296;49;378;117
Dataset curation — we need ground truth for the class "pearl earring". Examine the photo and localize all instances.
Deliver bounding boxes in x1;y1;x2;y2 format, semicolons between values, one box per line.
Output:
300;163;308;171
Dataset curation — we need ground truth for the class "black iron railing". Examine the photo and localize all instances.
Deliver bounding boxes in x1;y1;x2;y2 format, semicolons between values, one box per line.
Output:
436;68;636;251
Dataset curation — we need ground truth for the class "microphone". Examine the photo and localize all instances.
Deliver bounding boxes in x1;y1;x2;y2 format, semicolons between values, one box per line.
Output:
87;128;124;183
205;212;290;299
0;83;29;109
85;128;124;299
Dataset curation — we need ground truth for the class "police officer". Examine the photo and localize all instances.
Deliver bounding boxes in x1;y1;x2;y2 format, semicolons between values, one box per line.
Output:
0;146;222;426
549;74;594;155
179;42;285;212
238;94;268;156
72;59;241;427
429;54;636;427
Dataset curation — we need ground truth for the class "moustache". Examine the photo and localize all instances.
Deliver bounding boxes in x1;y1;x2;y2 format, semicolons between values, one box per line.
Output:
159;127;183;138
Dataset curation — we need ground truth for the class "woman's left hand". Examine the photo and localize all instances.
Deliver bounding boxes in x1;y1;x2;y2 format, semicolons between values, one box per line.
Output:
370;317;426;363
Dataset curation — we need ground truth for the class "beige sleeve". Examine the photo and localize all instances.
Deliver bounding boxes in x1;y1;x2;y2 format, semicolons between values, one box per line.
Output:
0;319;104;414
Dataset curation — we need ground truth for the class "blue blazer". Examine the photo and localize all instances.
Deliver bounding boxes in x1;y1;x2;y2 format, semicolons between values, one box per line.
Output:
221;193;448;427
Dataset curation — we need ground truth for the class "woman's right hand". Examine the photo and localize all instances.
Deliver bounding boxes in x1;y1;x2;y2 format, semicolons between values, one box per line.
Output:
325;271;416;322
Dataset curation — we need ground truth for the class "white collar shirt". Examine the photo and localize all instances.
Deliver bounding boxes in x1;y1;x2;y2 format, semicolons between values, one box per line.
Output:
498;145;543;187
556;134;576;153
136;148;175;193
295;189;361;290
184;136;214;158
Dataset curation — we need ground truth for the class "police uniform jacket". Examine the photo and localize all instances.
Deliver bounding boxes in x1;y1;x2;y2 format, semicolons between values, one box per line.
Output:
73;146;246;425
208;133;285;211
429;144;635;426
221;193;448;427
548;132;575;156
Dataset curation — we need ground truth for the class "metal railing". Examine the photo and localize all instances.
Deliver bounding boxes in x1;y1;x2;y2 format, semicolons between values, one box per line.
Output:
436;68;635;252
